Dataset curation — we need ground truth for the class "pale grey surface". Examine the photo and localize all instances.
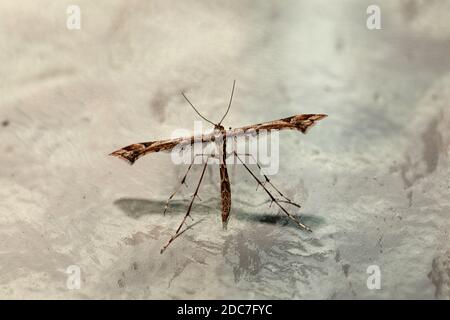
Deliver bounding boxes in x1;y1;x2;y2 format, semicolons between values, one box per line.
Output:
0;0;449;299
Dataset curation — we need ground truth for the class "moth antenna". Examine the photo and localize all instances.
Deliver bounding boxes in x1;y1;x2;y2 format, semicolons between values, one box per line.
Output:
218;80;236;125
181;92;216;126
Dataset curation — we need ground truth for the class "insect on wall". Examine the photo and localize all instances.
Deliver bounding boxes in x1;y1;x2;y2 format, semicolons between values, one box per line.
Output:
109;81;327;253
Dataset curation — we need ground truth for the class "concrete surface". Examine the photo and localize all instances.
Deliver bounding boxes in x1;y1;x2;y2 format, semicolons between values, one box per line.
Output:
0;0;449;299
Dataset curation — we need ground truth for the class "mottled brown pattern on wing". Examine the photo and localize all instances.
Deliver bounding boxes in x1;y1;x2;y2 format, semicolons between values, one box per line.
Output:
110;139;180;164
109;114;327;164
110;135;211;164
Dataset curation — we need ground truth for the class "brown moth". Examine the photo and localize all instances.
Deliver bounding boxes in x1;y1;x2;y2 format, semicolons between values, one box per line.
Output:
110;81;327;253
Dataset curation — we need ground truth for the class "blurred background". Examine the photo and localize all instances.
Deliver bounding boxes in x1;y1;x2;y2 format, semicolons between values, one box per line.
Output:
0;0;449;299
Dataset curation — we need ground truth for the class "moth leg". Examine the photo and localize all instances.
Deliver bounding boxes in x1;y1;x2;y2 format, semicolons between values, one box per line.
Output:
230;152;301;209
163;153;211;215
161;158;209;254
233;152;311;232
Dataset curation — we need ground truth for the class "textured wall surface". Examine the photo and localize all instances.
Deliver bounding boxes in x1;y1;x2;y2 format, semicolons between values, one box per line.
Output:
0;0;449;299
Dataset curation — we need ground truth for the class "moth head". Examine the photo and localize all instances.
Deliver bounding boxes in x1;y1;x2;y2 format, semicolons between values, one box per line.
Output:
214;124;225;131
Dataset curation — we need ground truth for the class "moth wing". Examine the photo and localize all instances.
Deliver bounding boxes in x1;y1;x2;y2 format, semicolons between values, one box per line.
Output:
109;133;216;165
227;114;327;138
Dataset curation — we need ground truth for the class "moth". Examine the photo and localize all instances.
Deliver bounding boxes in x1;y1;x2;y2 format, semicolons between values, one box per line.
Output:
110;81;327;253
